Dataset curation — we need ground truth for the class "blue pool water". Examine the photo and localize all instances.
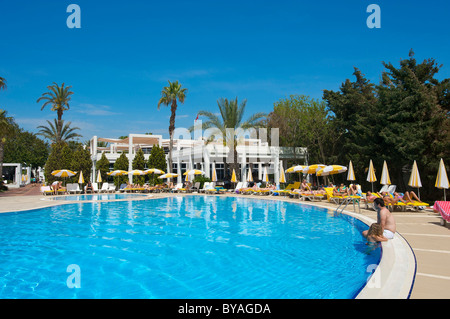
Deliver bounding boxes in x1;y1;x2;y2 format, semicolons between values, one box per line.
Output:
0;196;380;299
50;194;147;201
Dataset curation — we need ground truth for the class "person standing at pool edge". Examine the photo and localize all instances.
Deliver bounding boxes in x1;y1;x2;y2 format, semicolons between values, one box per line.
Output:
362;198;396;240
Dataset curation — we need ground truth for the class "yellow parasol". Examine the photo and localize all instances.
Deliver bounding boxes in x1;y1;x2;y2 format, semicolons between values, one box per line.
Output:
347;160;356;181
51;169;77;187
279;166;286;184
127;170;145;175
107;170;128;176
366;160;376;192
247;169;253;182
211;167;217;182
159;173;179;179
51;169;76;178
97;170;102;183
302;164;326;175
408;160;422;199
231;169;237;183
380;160;391;186
262;166;269;183
78;171;84;184
144;168;165;175
316;165;347;177
285;165;308;173
184;169;205;182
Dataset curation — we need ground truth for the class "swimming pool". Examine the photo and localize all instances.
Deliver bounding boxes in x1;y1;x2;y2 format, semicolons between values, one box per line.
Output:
0;195;380;298
49;193;148;201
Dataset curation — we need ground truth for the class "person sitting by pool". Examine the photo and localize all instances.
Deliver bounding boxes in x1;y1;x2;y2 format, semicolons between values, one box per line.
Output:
300;180;311;192
239;182;259;193
314;187;326;196
58;181;67;194
184;181;192;191
265;182;276;190
347;184;359;196
85;181;93;193
51;180;59;195
365;191;379;202
333;184;346;196
365;223;388;244
391;192;407;204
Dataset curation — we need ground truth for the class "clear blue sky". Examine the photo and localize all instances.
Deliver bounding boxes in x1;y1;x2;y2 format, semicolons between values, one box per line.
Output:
1;0;449;141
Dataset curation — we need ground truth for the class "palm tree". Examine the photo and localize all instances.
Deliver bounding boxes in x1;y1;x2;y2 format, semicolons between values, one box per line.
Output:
157;80;187;172
191;97;267;180
37;119;82;145
37;82;74;141
0;109;15;183
0;76;6;90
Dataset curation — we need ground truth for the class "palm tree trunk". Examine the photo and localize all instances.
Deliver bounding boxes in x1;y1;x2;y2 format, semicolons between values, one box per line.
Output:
168;101;177;172
57;109;63;144
233;146;240;181
0;141;4;183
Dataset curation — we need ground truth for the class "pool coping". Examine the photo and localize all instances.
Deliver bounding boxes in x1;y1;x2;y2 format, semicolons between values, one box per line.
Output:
0;192;416;299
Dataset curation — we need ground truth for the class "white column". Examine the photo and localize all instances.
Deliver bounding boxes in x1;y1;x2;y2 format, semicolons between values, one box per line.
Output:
92;136;98;182
258;162;262;181
128;135;133;183
274;149;280;188
241;146;246;183
203;147;210;178
177;143;182;184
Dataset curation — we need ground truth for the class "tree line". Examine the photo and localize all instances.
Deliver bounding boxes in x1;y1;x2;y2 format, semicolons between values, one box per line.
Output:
267;50;450;201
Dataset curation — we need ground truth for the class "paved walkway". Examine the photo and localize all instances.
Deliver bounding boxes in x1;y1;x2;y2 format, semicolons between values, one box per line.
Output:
0;187;449;299
0;183;42;197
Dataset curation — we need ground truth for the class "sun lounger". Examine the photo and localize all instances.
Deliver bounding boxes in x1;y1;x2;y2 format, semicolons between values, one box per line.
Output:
255;189;271;196
228;182;242;193
171;183;184;193
108;184;116;193
68;183;82;194
92;183;99;193
300;192;325;201
434;201;450;226
191;182;200;192
41;186;54;195
66;183;74;194
200;182;212;193
324;187;345;204
99;183;110;193
285;182;300;191
404;200;429;211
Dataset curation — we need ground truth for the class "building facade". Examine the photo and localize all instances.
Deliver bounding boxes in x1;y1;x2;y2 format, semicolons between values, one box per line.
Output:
89;133;307;185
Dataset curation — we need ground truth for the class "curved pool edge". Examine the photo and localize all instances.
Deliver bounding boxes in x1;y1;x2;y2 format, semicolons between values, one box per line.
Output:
335;209;416;299
234;196;416;299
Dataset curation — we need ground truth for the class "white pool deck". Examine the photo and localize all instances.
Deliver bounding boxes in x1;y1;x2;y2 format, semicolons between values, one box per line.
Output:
1;192;449;299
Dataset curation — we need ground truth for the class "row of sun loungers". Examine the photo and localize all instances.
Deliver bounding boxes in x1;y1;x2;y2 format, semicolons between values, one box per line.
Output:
39;181;431;213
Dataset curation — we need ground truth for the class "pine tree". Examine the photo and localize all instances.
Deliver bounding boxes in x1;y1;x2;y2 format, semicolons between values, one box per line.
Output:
71;146;93;183
377;50;449;197
113;152;129;187
148;145;167;185
44;143;73;184
96;152;110;183
132;149;146;185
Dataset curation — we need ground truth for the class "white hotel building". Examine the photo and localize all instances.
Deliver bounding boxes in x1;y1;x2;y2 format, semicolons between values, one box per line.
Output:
89;132;307;186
